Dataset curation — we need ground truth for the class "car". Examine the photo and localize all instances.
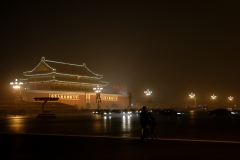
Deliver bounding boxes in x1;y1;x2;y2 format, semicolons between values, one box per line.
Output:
111;109;122;114
132;109;141;114
157;109;183;117
92;109;102;115
128;109;138;114
135;110;141;114
122;109;132;115
209;108;236;117
101;109;112;116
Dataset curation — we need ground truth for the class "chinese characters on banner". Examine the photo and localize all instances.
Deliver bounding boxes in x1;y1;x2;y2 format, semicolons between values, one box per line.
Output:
101;96;118;101
49;94;79;100
49;94;118;101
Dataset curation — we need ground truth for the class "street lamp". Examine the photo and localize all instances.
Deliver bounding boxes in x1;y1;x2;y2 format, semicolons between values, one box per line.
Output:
228;96;233;109
93;85;103;109
144;89;152;103
128;93;132;110
211;94;217;100
189;93;196;108
211;94;217;108
144;89;152;96
228;96;233;101
10;79;23;102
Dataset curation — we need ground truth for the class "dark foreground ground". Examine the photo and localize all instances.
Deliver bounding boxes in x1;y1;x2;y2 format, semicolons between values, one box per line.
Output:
2;133;240;160
1;109;240;160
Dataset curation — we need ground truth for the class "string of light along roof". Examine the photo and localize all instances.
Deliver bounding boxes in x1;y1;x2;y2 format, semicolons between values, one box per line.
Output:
44;58;102;76
26;57;102;77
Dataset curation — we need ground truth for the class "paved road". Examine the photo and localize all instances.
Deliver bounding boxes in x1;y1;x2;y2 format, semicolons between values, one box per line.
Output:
1;111;240;141
2;133;240;160
1;111;240;159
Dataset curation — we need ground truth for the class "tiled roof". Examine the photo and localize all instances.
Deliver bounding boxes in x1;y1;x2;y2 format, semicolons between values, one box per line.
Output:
24;57;102;78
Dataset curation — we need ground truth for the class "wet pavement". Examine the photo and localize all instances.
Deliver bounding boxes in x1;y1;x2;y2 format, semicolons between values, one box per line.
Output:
1;111;240;141
1;111;240;159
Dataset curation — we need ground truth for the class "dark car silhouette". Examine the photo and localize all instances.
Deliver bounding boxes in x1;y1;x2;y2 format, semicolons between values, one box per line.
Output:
122;109;132;115
111;109;122;114
157;109;183;117
209;108;232;117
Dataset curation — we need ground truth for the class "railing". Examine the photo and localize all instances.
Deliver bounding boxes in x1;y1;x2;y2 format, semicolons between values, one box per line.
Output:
0;109;93;117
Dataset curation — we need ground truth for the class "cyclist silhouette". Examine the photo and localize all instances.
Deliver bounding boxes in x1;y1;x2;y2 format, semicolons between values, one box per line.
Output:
140;106;156;135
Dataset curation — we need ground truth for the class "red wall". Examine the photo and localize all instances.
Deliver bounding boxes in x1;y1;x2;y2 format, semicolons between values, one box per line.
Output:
21;91;129;110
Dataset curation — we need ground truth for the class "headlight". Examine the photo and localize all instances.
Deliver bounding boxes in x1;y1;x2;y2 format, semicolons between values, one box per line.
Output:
231;112;236;114
177;113;182;115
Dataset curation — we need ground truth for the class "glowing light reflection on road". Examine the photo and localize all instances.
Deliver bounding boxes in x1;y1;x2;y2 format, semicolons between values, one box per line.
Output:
93;115;102;131
122;115;131;132
103;116;107;130
9;117;25;133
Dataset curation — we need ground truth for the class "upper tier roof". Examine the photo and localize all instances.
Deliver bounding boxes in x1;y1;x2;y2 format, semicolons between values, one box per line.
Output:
23;57;103;78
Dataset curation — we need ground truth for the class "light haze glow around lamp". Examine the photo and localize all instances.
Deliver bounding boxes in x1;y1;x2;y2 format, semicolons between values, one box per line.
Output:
211;94;217;108
228;96;233;109
189;93;196;108
228;96;233;101
144;89;152;103
10;79;23;102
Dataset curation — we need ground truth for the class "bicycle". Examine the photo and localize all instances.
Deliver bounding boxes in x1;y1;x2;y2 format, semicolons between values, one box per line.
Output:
141;125;158;141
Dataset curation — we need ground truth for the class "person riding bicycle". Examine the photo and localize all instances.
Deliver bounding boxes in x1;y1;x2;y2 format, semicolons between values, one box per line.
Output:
140;106;156;135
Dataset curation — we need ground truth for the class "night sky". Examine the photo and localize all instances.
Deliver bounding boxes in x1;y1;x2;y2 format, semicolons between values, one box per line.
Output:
1;1;240;106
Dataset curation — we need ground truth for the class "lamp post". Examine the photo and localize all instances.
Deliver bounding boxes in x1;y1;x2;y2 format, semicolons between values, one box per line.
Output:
10;79;23;116
211;94;217;108
10;79;23;102
189;93;196;108
144;89;152;103
128;93;132;110
93;85;103;109
228;96;233;109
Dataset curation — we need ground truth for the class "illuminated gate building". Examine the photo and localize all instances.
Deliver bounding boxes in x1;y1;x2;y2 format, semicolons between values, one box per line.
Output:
11;57;128;110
